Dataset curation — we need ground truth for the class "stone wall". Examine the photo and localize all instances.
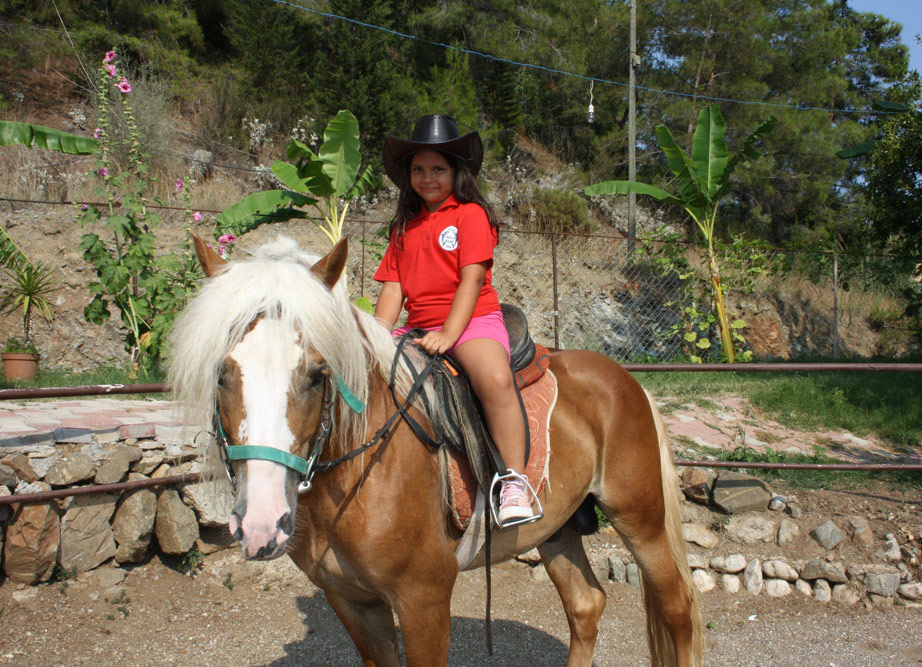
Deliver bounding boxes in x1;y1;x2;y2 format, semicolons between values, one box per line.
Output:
2;432;921;609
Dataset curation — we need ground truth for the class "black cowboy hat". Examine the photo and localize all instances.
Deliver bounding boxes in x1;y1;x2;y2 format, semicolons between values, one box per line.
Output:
383;114;484;186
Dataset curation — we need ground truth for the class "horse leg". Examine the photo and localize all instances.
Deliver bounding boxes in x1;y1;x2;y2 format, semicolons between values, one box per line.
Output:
392;588;453;667
324;591;401;667
537;526;607;667
608;512;698;667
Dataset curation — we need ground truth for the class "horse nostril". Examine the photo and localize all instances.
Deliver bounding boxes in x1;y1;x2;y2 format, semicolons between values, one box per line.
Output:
230;511;244;541
277;512;293;537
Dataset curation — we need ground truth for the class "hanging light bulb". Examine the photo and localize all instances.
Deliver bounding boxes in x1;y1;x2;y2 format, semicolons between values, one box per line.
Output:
587;80;595;123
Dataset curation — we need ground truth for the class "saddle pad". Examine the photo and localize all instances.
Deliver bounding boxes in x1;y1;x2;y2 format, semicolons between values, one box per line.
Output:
515;344;551;389
447;368;558;530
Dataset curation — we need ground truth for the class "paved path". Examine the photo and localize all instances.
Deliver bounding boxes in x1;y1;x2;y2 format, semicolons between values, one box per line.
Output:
0;398;183;452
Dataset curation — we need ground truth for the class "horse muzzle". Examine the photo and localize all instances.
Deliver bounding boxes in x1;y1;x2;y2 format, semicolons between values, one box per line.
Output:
229;501;294;561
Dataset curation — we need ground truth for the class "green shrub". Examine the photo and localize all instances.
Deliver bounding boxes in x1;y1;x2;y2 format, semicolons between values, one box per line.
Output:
519;188;595;233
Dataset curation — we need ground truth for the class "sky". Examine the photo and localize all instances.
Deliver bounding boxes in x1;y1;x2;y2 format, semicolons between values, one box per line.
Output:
846;0;921;75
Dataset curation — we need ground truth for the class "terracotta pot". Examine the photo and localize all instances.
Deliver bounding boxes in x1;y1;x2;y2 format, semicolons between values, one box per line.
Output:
2;352;40;381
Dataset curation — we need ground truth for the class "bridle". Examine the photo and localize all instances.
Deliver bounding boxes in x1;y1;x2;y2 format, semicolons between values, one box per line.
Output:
212;332;441;493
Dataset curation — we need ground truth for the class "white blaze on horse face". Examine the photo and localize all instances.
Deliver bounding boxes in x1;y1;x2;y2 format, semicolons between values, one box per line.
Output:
229;318;302;549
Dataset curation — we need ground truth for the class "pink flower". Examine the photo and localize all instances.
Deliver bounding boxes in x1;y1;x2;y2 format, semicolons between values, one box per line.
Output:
115;196;121;206
80;204;88;211
175;178;183;192
93;128;102;139
106;64;117;78
193;211;202;221
218;233;236;245
104;50;116;63
118;77;131;94
98;167;108;177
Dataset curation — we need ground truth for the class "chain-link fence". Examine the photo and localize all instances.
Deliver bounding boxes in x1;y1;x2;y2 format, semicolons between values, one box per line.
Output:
343;221;918;362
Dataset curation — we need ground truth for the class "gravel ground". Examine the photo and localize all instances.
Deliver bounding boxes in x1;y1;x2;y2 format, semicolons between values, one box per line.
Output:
2;534;921;666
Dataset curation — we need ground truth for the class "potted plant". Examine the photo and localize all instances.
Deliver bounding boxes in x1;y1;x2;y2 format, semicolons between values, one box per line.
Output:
1;260;58;381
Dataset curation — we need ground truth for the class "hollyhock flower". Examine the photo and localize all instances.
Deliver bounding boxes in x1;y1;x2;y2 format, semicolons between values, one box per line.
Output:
118;77;131;94
106;64;117;78
193;211;202;221
104;50;116;63
81;204;88;211
115;196;122;206
93;128;102;139
218;233;236;245
175;178;183;192
98;167;108;177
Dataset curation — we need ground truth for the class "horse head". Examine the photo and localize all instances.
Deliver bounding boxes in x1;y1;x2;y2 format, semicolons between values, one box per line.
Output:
173;234;359;560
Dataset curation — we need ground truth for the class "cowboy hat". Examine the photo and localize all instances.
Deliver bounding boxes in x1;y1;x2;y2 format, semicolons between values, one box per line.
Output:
383;114;484;186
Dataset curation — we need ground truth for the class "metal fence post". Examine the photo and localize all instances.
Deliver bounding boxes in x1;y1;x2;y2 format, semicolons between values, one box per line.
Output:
833;253;839;359
551;234;560;349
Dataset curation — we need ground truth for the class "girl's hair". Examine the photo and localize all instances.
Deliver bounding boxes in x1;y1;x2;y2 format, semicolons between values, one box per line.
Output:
389;151;498;242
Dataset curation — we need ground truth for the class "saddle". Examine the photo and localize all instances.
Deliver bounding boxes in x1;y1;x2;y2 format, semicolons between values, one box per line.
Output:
421;305;555;529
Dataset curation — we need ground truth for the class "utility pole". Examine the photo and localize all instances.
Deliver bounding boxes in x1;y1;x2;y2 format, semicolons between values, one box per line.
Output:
628;0;638;258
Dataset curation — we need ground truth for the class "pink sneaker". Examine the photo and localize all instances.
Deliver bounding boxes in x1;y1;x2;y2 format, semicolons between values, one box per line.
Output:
497;478;534;526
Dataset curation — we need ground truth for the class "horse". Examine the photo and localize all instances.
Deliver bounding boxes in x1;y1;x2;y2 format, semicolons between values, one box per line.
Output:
168;235;702;667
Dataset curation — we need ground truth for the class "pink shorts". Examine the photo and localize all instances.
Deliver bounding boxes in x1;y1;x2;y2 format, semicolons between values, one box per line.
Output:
392;310;510;361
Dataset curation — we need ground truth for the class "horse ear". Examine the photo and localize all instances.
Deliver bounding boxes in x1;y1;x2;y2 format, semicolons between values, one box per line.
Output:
191;233;227;277
311;238;348;289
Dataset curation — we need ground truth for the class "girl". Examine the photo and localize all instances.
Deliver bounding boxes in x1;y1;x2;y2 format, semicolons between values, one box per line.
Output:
373;114;538;528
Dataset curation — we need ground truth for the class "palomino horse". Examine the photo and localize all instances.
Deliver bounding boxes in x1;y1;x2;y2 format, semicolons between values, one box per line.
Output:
169;235;702;666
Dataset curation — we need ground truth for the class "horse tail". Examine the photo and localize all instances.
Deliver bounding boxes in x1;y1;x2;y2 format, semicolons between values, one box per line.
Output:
642;390;703;667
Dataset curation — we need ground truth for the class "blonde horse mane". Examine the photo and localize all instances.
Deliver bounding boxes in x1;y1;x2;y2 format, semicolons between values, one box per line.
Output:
168;236;419;463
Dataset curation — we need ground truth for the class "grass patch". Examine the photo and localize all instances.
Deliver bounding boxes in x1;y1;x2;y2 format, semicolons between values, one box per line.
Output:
0;365;166;396
636;369;922;449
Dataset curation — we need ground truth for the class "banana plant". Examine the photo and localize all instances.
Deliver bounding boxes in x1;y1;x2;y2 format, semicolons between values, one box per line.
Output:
216;110;374;245
585;105;776;363
0;121;99;272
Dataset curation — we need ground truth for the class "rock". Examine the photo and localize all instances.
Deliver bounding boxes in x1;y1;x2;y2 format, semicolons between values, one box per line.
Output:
682;523;719;549
180;479;233;527
848;516;873;546
3;496;60;584
813;579;831;602
692;569;715;593
865;572;901;597
831;584;861;605
720;574;740;593
794;579;813;597
786;503;803;519
800;558;848;583
94;444;142;485
59;493;117;573
710;553;747;573
609;556;626;583
45;451;96;486
133;453;164;475
0;462;18;487
875;535;902;562
155;489;199;554
762;559;799;582
625;562;640;588
726;515;776;544
686;553;708;570
680;467;715;505
197;526;235;555
592;556;610;583
898;583;922;601
516;548;542;564
712;471;771;514
810;520;846;550
112;487;157;563
768;494;786;511
680;502;706;524
777;517;800;546
2;453;38;483
190;149;215;180
0;485;10;522
743;558;763;595
92;567;127;589
764;579;791;597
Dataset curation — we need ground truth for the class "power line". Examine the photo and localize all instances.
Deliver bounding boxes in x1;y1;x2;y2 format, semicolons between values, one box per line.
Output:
270;0;898;116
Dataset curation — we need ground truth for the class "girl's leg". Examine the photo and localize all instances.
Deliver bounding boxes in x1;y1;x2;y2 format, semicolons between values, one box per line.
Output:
451;338;526;474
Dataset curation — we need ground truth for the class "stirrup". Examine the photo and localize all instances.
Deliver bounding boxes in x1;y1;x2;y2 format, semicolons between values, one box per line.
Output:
489;469;543;528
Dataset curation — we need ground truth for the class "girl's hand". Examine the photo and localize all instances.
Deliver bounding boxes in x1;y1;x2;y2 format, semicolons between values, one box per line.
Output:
417;330;458;355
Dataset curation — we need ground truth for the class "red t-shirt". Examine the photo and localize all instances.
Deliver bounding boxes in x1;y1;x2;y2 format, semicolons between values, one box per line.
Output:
373;195;501;328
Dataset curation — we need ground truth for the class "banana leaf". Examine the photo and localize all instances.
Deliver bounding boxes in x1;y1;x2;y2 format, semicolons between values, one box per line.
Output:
0;121;99;154
215;190;317;235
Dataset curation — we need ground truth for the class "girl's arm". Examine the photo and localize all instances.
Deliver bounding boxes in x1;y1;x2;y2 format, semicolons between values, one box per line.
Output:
374;281;405;329
417;262;487;355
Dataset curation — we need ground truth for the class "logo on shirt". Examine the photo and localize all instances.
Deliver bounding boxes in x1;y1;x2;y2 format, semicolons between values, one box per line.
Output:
438;225;459;251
